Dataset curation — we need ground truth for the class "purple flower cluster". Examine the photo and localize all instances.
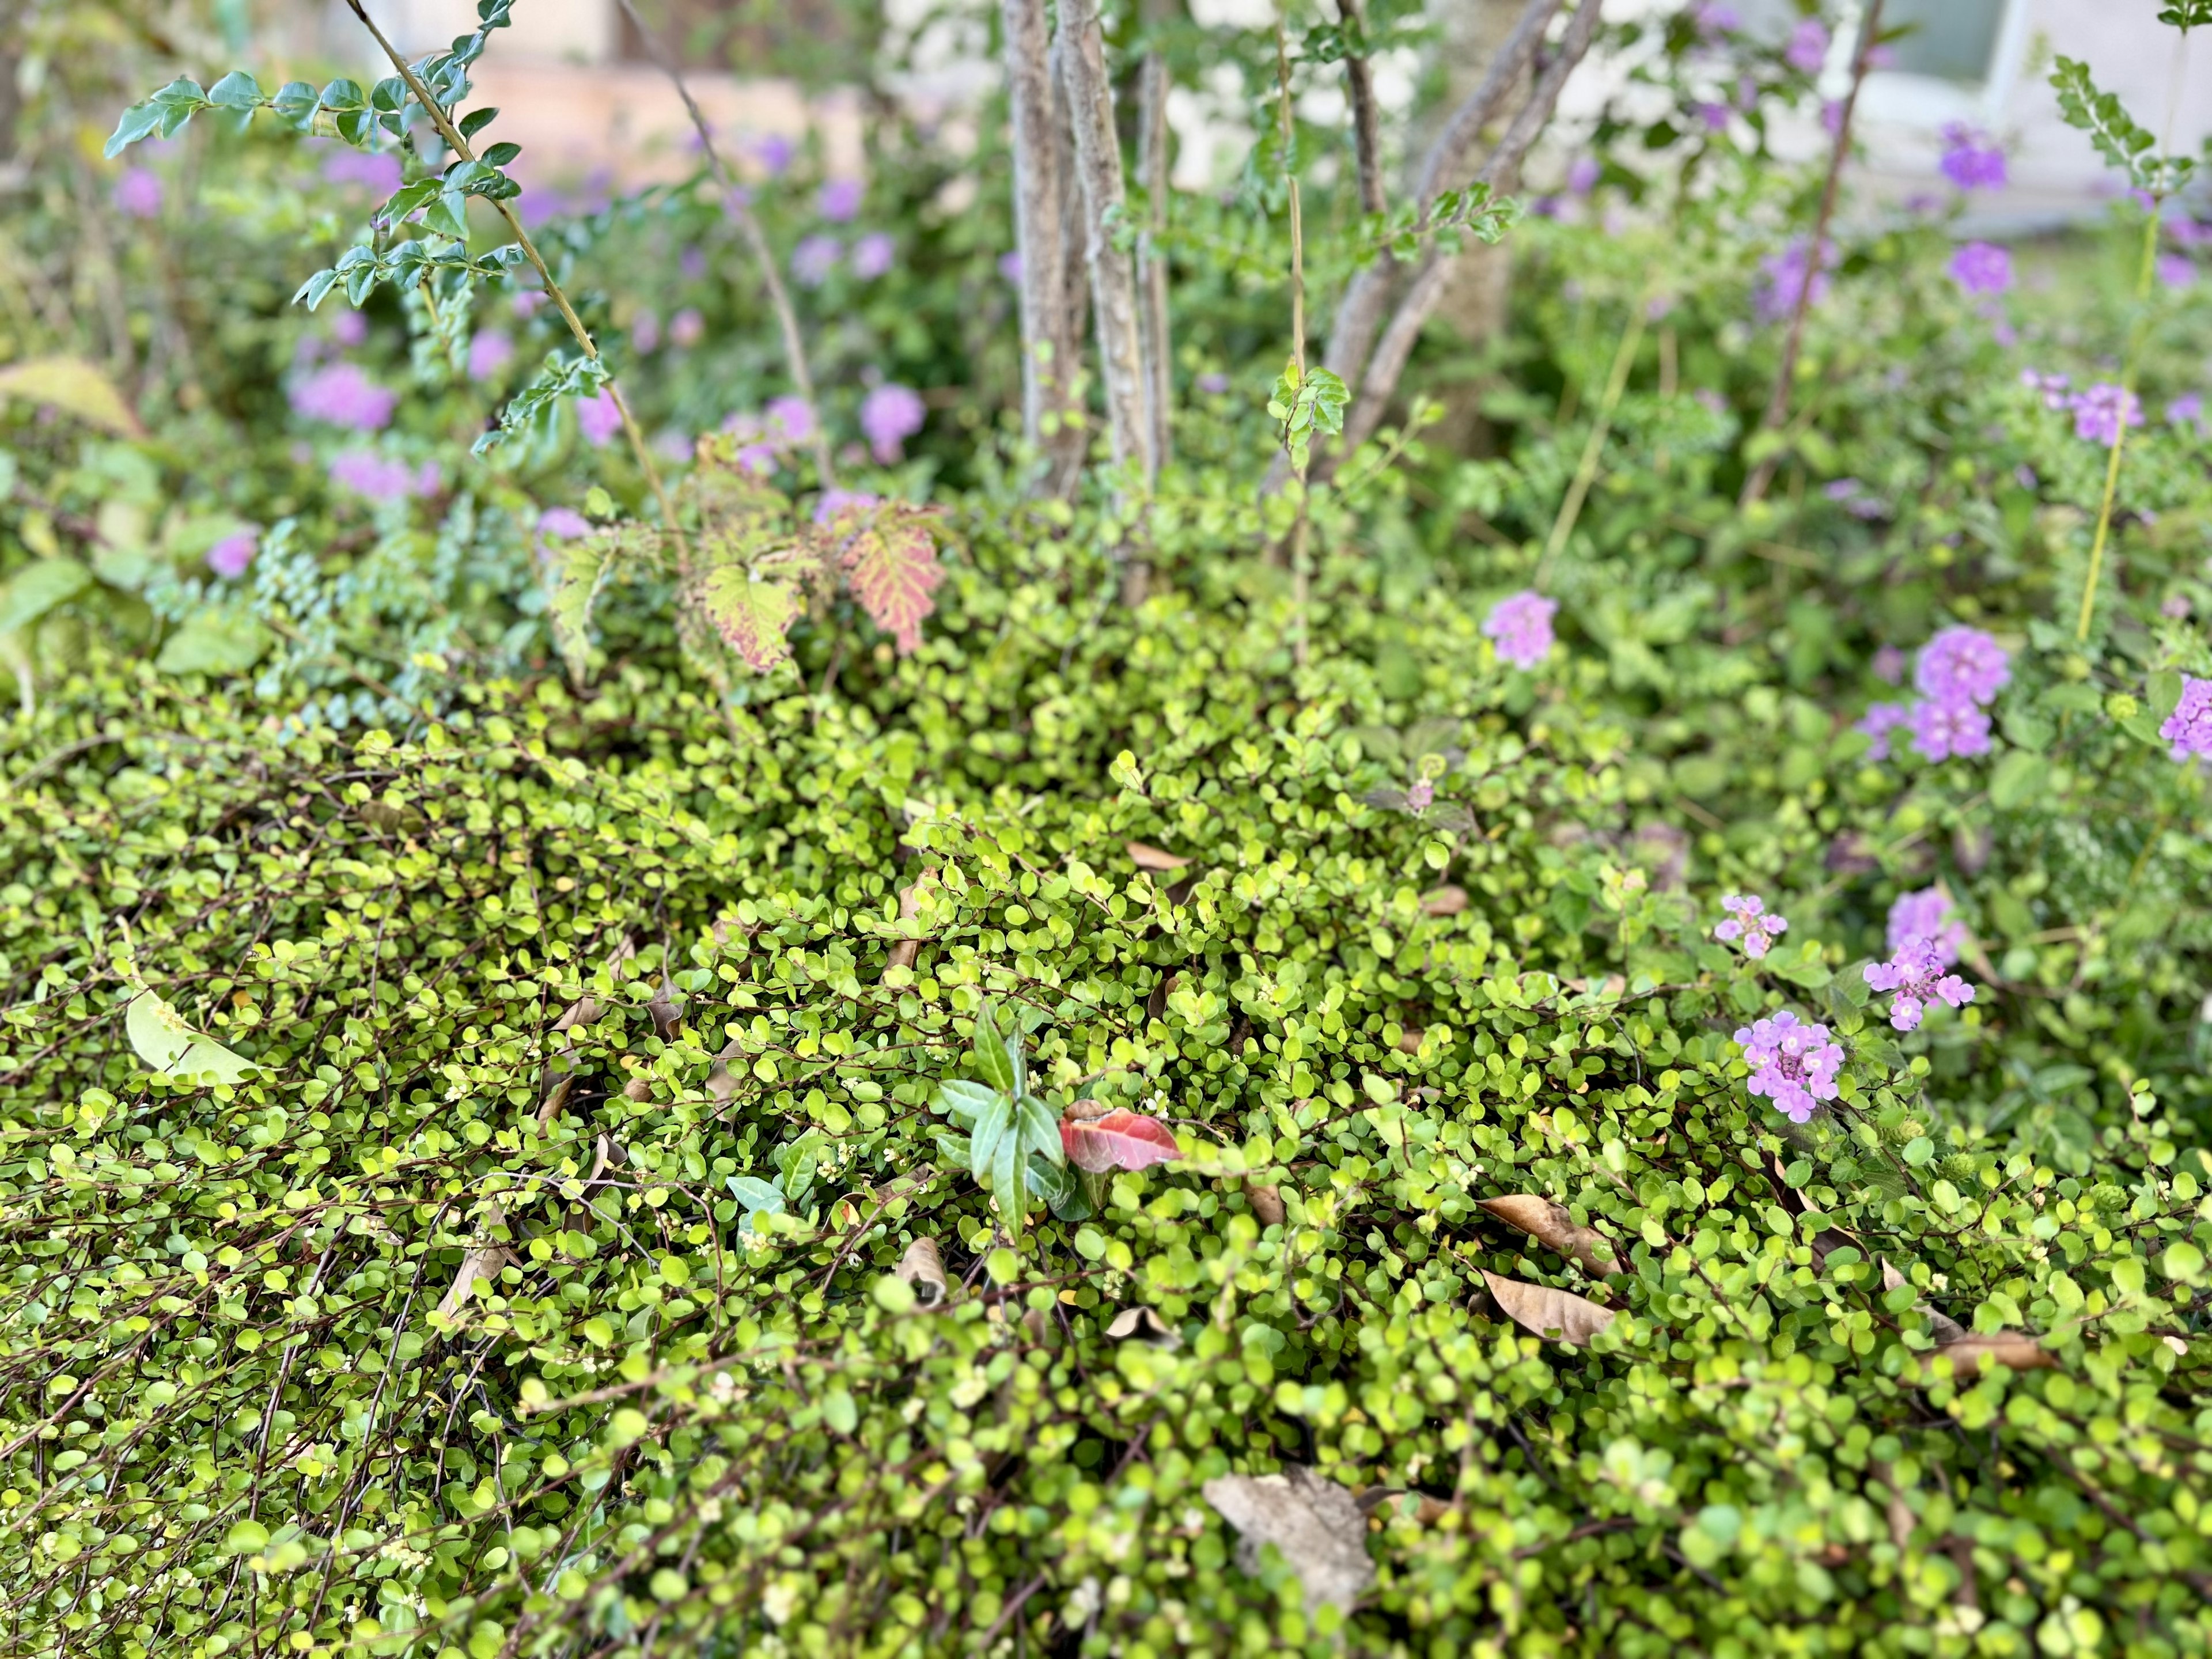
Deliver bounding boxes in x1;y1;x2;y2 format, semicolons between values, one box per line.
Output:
1483;590;1558;670
1735;1012;1843;1123
1888;888;1965;965
1753;237;1833;325
467;329;514;382
2159;676;2212;763
576;389;623;448
330;452;441;502
2158;253;2196;290
290;363;397;431
859;384;926;464
792;234;841;287
1783;19;1829;73
1823;478;1887;519
113;167;164;219
670;308;706;349
1714;893;1787;959
1949;242;2013;295
1864;938;1975;1031
1938;124;2008;191
1858;628;2010;763
322;148;404;195
2067;382;2143;445
205;529;258;580
2169;392;2206;430
818;179;863;222
853;232;896;281
2021;369;2070;410
722;396;817;472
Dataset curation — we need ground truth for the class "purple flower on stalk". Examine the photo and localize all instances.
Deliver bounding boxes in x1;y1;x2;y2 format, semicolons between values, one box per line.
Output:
1714;894;1788;959
1914;626;2010;707
767;396;816;444
1873;645;1907;685
998;251;1023;282
329;452;440;502
1566;156;1600;195
680;245;708;281
2168;392;2205;428
2021;369;2070;410
1855;702;1910;760
852;232;896;280
669;308;705;349
1864;938;1975;1031
113;167;164;218
1783;19;1829;73
2158;253;2196;289
1888;889;1965;966
204;529;258;580
1910;696;1992;762
1753;238;1833;325
1734;1011;1843;1123
575;389;623;448
859;384;926;463
2067;383;2142;445
791;234;840;287
290;363;397;431
2159;676;2212;762
467;330;513;382
1692;3;1739;35
1949;242;2012;294
1404;777;1435;813
1698;102;1732;132
753;134;796;176
536;507;590;541
330;310;369;348
1483;590;1558;670
1938;124;2008;191
631;311;661;354
818;178;863;222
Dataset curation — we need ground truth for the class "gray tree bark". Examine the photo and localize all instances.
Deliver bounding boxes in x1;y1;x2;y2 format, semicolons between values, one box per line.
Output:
1002;0;1087;495
1136;44;1173;475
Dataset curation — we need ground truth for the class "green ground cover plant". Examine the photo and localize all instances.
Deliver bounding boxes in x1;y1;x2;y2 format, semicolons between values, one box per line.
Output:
5;0;2212;1654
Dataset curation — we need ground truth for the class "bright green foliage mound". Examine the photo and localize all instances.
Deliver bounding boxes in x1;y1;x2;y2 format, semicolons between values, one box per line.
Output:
6;565;2212;1659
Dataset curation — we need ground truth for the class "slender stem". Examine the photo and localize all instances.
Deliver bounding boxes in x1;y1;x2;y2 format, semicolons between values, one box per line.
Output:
2076;203;2163;641
1537;293;1647;584
340;0;694;571
1738;0;1883;510
609;0;836;488
1335;0;1387;218
1277;18;1312;668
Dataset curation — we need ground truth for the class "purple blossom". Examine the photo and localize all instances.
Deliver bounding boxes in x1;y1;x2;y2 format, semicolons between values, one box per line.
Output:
1855;702;1911;760
792;234;841;287
1914;626;2010;707
1698;103;1732;132
113;167;164;218
1714;893;1788;959
669;308;705;349
998;251;1024;282
290;363;397;431
1404;777;1435;813
536;506;590;540
1198;371;1230;395
818;178;863;222
852;232;896;280
1910;696;1992;762
1949;241;2013;295
2067;382;2143;445
813;488;881;524
1482;590;1558;670
680;245;708;281
1753;237;1833;325
2021;369;2070;411
1820;100;1846;139
576;389;623;448
1823;478;1886;519
1734;1011;1843;1123
205;529;257;580
1693;3;1739;35
2015;464;2039;490
859;383;926;463
1783;19;1830;73
467;329;514;382
322;148;404;195
753;134;796;177
1873;645;1907;685
1938;124;2008;191
1888;889;1965;966
329;452;440;502
2168;392;2205;427
631;310;661;354
2159;675;2212;763
513;290;544;320
2158;253;2196;289
1864;937;1975;1031
330;310;370;349
2161;594;2192;620
1566;156;1600;195
767;396;816;444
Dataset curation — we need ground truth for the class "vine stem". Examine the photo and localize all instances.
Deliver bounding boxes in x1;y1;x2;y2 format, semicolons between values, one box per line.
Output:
341;0;695;573
2076;203;2162;642
1536;291;1648;584
1277;17;1312;669
609;0;838;488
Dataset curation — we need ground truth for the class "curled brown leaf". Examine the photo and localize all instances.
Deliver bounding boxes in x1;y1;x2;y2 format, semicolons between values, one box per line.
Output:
896;1236;949;1305
1478;1195;1620;1277
1247;1183;1285;1226
1480;1269;1615;1347
1918;1332;2056;1381
1419;884;1468;916
1125;839;1192;870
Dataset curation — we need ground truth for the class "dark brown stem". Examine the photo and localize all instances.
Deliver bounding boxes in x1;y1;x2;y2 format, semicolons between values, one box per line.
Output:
1003;0;1086;494
1738;0;1883;509
1337;0;1387;218
611;0;837;488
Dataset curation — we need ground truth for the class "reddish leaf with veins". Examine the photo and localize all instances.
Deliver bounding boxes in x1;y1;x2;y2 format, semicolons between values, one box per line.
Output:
1060;1108;1180;1172
837;512;945;653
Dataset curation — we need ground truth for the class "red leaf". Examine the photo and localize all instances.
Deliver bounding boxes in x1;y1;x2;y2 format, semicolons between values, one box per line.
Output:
837;510;945;654
1060;1109;1180;1173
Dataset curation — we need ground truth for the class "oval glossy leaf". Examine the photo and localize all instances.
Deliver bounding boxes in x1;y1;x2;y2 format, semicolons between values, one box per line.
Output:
1060;1108;1180;1173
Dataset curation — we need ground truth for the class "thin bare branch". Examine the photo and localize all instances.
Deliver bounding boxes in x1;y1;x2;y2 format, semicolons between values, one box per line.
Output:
1004;0;1088;494
1336;0;1387;219
1136;44;1173;474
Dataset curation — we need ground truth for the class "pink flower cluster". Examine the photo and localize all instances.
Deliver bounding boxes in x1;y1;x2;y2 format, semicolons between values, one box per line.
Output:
1938;125;2008;192
1714;893;1787;959
1735;1012;1843;1123
2160;675;2212;763
576;389;624;448
290;363;397;431
859;384;926;464
2067;382;2143;445
330;452;441;502
1483;590;1558;670
1949;242;2012;296
1857;626;2010;763
1888;888;1965;965
721;396;817;472
1864;937;1975;1031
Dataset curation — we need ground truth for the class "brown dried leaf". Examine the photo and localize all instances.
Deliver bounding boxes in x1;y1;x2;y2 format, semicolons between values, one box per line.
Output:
1104;1305;1179;1347
1478;1196;1621;1277
1395;1027;1425;1054
884;871;934;975
896;1237;948;1305
1419;885;1468;916
1480;1269;1615;1347
1247;1183;1285;1226
1881;1259;1967;1344
1125;840;1192;870
1201;1465;1376;1615
437;1206;510;1321
1918;1332;2056;1380
552;996;603;1033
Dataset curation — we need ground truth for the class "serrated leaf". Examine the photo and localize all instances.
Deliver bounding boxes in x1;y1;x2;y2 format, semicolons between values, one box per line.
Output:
126;990;256;1085
548;538;609;681
1060;1109;1180;1173
696;569;798;673
834;511;944;654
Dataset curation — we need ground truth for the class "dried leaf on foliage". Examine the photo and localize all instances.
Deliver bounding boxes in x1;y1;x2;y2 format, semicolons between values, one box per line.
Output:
125;989;256;1086
1125;840;1192;870
1201;1465;1376;1614
884;873;934;974
1247;1183;1285;1226
1419;885;1468;916
1881;1259;1967;1344
0;355;145;437
1918;1332;2056;1380
1060;1108;1180;1172
697;568;801;673
1478;1195;1621;1277
437;1206;511;1320
1105;1305;1179;1346
895;1237;949;1305
1480;1269;1614;1347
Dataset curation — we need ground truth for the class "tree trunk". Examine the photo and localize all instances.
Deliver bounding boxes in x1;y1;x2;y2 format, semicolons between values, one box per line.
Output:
1002;0;1087;495
1136;44;1173;476
1056;0;1155;487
